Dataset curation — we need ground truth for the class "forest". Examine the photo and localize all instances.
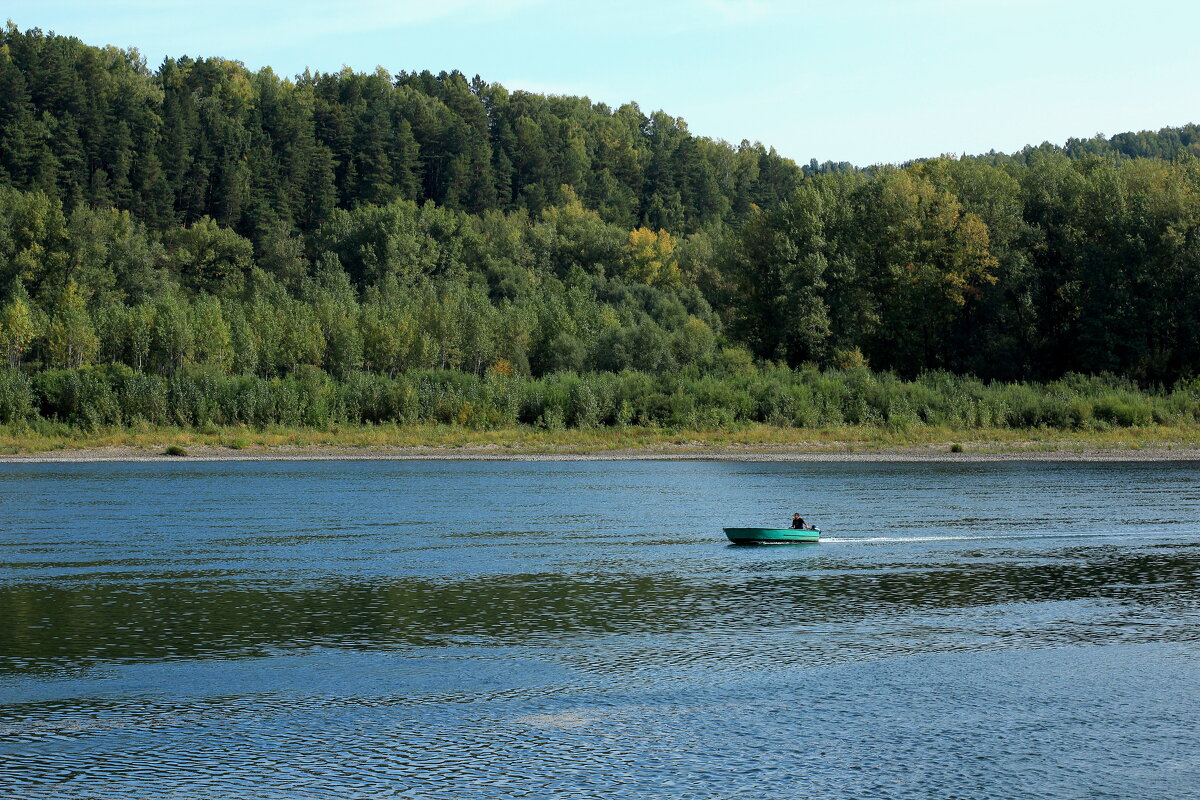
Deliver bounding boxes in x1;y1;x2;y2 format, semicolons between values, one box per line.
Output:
2;23;1200;435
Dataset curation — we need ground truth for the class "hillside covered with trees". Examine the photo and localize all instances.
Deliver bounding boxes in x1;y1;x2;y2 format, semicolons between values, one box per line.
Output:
2;23;1200;435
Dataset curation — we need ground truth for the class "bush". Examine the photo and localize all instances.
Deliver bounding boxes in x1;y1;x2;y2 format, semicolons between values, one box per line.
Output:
0;368;33;424
32;368;122;429
1093;396;1153;427
568;380;600;428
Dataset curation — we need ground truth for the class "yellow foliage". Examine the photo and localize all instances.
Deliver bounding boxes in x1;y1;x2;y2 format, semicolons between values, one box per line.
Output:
949;213;1000;302
0;295;36;368
541;185;604;229
45;282;98;369
833;347;870;371
623;227;681;286
598;306;621;331
878;169;999;308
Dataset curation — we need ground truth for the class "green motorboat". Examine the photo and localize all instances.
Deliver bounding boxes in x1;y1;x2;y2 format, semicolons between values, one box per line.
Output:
724;527;821;544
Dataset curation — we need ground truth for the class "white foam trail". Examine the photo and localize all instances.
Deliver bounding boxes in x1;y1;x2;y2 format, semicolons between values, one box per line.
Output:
820;530;1196;544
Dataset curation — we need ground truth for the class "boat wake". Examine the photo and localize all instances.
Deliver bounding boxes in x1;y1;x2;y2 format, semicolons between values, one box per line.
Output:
820;530;1194;544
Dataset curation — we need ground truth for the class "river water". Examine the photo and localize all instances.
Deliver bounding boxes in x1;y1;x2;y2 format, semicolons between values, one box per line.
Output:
2;460;1199;799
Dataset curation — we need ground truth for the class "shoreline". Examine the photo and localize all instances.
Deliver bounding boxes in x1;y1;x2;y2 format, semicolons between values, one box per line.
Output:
4;443;1200;463
5;423;1200;463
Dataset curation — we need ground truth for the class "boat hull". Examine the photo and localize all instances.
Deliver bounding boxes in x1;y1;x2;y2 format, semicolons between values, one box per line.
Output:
724;527;821;544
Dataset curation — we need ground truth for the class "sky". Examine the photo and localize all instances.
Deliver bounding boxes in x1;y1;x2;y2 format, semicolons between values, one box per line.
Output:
6;0;1199;166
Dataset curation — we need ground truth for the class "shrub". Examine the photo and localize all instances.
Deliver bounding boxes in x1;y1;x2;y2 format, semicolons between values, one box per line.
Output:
32;369;122;429
0;368;33;424
568;380;600;428
1093;396;1153;427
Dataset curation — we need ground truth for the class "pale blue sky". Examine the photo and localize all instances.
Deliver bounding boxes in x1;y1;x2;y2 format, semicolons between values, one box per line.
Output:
7;0;1198;165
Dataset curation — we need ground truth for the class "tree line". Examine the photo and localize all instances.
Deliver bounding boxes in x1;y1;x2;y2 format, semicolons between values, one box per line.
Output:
2;24;1200;434
723;154;1200;383
0;24;799;237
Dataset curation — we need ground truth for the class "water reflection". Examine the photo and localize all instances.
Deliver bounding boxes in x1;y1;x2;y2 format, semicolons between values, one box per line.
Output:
3;544;1200;674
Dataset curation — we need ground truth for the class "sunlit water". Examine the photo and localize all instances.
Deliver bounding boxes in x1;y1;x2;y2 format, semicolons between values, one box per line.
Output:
2;460;1199;799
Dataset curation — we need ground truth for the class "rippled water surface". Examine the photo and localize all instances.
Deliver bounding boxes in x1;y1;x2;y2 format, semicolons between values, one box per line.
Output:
3;460;1200;799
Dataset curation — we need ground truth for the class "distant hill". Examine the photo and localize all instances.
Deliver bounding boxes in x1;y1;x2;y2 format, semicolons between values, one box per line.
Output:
0;24;802;237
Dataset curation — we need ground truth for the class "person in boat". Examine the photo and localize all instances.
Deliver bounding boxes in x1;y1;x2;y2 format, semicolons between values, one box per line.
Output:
791;513;811;530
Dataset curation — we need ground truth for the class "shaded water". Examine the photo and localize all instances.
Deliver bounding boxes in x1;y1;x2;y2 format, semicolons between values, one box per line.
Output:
2;460;1199;799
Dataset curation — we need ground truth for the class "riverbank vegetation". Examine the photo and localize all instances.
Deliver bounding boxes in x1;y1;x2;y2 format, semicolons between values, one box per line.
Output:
2;24;1200;446
2;365;1199;437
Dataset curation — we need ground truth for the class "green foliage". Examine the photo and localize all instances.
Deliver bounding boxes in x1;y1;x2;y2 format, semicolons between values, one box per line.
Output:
164;217;253;294
0;26;800;236
0;290;36;367
4;22;1200;436
10;365;1198;434
0;367;32;424
45;281;98;368
0;186;68;294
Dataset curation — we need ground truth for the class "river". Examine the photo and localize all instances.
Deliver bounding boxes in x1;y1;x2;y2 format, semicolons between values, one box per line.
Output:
2;460;1199;799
